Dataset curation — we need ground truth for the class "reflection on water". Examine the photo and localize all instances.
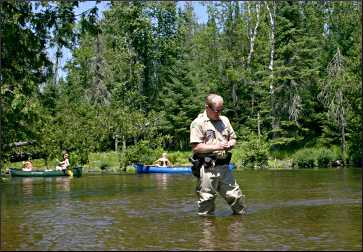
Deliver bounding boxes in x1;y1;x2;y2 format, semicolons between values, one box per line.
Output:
154;174;170;190
199;216;247;251
22;178;34;196
200;218;217;250
19;177;73;197
55;177;71;192
1;169;361;250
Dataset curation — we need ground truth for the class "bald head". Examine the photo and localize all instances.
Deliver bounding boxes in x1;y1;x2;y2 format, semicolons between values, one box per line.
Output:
205;94;224;120
205;94;223;108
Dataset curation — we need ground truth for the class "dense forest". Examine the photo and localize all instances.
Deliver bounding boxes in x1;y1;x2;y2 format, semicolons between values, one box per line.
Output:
1;1;361;171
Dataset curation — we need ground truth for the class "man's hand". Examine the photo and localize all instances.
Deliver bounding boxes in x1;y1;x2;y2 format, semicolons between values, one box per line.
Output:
217;141;232;151
221;140;236;151
192;139;235;154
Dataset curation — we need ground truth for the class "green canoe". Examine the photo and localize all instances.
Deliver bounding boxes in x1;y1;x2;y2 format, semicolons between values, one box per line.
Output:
9;166;83;178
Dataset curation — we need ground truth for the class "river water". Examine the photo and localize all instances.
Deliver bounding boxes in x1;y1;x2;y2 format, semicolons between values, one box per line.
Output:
1;168;361;251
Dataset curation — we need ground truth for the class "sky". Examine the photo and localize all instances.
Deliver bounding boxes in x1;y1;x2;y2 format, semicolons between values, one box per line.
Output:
51;1;208;80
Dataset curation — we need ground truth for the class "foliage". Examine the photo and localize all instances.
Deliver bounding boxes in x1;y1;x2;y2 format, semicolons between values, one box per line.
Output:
1;1;361;172
233;133;270;169
124;139;163;166
291;146;340;168
316;147;339;168
167;151;191;165
292;148;317;168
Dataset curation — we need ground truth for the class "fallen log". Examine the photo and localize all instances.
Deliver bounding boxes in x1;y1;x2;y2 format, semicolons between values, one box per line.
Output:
9;151;48;162
3;141;37;148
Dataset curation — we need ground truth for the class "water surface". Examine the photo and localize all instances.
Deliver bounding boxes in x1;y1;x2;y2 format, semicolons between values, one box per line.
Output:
1;168;361;250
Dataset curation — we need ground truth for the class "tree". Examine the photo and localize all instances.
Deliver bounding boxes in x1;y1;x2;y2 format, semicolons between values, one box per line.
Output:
0;1;73;171
268;1;322;151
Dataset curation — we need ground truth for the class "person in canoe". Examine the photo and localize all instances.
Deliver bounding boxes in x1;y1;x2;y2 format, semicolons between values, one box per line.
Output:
190;93;247;216
22;160;33;171
154;152;172;167
56;152;70;171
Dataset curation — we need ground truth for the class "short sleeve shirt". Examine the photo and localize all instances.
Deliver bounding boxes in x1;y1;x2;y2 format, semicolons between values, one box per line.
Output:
62;158;70;169
190;111;237;157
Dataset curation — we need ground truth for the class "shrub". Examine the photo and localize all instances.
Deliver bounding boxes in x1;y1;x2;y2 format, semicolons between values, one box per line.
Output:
168;151;191;165
292;148;316;168
69;152;80;167
292;146;343;169
234;134;269;169
316;148;338;168
124;140;163;166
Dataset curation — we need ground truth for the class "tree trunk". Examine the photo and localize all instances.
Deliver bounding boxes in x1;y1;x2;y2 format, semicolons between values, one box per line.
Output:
266;1;276;73
114;135;119;152
53;46;61;85
95;33;101;96
251;93;254;114
341;122;346;164
122;135;126;152
337;90;347;164
257;111;261;145
232;84;238;109
266;1;277;141
44;158;49;169
247;2;261;66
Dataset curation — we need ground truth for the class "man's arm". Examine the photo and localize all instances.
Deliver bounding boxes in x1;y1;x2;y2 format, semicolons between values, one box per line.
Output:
192;141;233;154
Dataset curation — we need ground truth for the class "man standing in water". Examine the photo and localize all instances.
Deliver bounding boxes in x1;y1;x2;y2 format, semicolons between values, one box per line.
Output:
190;94;247;216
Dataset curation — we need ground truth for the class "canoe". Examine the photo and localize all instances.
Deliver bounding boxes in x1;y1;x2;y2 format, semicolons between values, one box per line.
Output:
9;166;83;177
134;163;236;174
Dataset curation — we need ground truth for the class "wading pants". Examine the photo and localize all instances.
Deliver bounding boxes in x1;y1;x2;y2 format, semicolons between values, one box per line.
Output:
196;163;246;216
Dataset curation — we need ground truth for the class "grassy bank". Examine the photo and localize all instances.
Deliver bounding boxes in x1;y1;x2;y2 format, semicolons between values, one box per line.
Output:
85;151;192;173
3;145;348;175
2;151;192;174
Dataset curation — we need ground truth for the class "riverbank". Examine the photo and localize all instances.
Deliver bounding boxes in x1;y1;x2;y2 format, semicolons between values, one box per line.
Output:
2;149;348;176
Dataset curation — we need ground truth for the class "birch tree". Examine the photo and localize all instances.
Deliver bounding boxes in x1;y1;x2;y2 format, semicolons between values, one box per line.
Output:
265;1;277;137
246;1;261;66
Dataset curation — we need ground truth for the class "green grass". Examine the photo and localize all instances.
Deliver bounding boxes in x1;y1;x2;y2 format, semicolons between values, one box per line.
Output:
86;150;192;172
2;145;344;174
88;151;120;171
2;150;192;173
166;151;191;166
4;159;59;170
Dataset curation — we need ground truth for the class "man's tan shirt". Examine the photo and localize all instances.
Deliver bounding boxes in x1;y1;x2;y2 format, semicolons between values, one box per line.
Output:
190;111;237;159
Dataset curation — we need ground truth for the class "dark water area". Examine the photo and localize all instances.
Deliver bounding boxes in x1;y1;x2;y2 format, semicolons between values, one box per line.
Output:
1;168;361;251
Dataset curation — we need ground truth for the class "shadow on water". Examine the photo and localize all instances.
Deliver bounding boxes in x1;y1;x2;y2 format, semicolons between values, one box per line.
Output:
0;169;361;251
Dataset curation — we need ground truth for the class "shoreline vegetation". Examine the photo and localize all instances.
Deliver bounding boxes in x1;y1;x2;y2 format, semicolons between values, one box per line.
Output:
2;2;361;177
2;147;350;176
